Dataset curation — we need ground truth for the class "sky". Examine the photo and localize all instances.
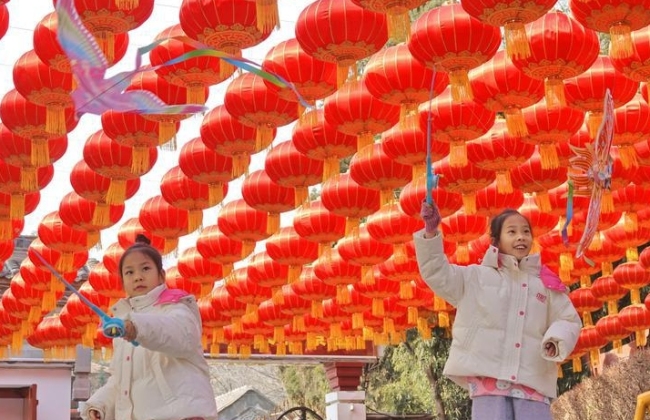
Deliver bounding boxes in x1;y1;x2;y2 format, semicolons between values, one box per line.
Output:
0;0;315;264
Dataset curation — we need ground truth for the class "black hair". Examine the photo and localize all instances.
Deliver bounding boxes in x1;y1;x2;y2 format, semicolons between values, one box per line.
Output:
118;233;164;279
489;209;533;247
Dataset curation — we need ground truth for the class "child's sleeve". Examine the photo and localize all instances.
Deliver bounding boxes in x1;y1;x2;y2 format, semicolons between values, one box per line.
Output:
81;350;118;420
413;228;467;307
540;291;582;362
128;299;203;358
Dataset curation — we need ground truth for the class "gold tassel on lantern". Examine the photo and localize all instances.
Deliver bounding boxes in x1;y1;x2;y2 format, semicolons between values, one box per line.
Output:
294;186;308;207
361;266;375;285
115;0;138;10
455;243;470;265
400;281;414;300
372;299;385;317
357;132;374;153
288;265;302;284
95;32;116;65
538;143;560;169
272;288;284;305
449;141;468;167
208;183;224;207
255;126;274;152
311;300;323;318
495;171;513;194
186;85;206;105
609;23;633;59
266;213;280;235
617;144;638;169
106;179;127;205
626;246;639;262
387;11;410;43
504;21;531;60
232;155;249;179
534;191;552;213
45;105;66;135
92;203;110;227
336;284;351;304
544;78;567;108
461;192;477;215
31;139;50;167
158;122;178;149
9;194;25;219
448;69;473;102
255;0;279;33
130;146;150;175
352;312;364;330
345;217;360;236
20;167;38;191
624;211;638;232
587;111;603;139
504;108;528;137
322;156;340;182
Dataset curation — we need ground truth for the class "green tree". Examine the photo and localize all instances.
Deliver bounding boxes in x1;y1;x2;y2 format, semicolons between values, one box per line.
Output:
278;364;330;415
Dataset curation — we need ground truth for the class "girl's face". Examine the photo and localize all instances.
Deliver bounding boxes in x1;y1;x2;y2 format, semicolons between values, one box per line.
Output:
497;214;533;261
121;251;165;297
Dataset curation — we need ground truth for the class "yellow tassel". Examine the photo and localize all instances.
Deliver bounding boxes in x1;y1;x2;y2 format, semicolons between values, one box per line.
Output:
87;230;100;249
496;171;513;194
266;212;280;235
161;134;177;152
624;212;638;232
587;112;603;139
504;108;528;137
627;246;639;262
231;155;249;179
287;265;302;284
361;266;375;285
28;306;41;324
106;179;127;205
242;241;255;260
292;315;305;332
636;329;647;347
336;284;351;304
448;69;473;102
408;307;419;324
387;11;410;42
383;318;395;335
372;299;385;317
187;209;203;234
200;283;213;298
255;126;274;152
539;143;560;169
255;0;279;33
352;312;364;330
560;252;574;272
92;203;110;227
418;318;431;339
130;147;150;175
322;156;340;182
557;364;564;378
461;192;477;215
186;85;206;105
534;192;551;213
330;322;342;338
572;357;582;372
207;183;225;206
45;105;66;135
306;332;318;351
20;167;38;192
11;331;23;355
345;218;360;236
337;64;351;88
10;194;25;219
158;122;177;147
357;132;375;153
311;300;323;318
504;21;531;60
601;261;613;276
438;312;450;328
294;187;308;208
0;219;12;241
631;288;642;305
617;145;638;169
609;23;633;59
613;339;622;352
544;78;566;108
449;141;468;167
456;243;470;265
31;139;50;167
272;288;285;304
115;0;138;9
400;281;414;300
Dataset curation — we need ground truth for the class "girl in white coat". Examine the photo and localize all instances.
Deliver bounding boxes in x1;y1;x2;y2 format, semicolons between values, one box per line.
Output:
82;235;218;420
415;202;581;420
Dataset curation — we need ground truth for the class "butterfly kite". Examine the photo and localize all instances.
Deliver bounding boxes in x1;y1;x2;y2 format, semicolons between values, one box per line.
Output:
563;88;615;260
54;0;310;117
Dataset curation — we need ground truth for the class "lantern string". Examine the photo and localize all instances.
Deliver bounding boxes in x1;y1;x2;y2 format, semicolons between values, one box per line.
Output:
55;0;312;118
425;68;440;205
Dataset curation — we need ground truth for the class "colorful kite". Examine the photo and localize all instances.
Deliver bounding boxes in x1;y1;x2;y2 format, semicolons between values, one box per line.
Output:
564;88;615;259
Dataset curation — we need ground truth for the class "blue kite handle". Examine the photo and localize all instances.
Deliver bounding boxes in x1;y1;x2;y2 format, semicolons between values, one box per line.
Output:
101;316;139;346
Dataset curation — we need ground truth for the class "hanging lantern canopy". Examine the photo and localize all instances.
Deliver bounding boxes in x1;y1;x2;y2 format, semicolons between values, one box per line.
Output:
407;3;501;102
433;158;496;215
418;89;496;167
177;247;224;297
321;173;381;235
376;244;422;300
179;137;242;204
611;184;650;235
469;50;545;137
262;38;338;109
37;211;94;270
366;202;423;264
569;0;650;59
313;247;362;303
612;95;650;168
0;162;53;219
349;0;426;42
217;199;272;251
295;0;388;85
291;109;357;182
246;251;290;302
618;303;650;347
225;266;273;322
510;11;600;108
0;90;78;166
196;225;251;277
564;55;639;137
33;11;128;71
520;101;585;169
200;105;265;178
241;169;296;236
211;285;247;331
291;265;337;319
475;182;525;219
264;140;324;207
139;195;195;252
603;206;650;262
398;174;463;220
83;130;157;205
362;43;448;123
161;165;227;232
12;50;74;136
465;120;536;194
265;226;320;284
117;218;177;257
510;150;568;213
71;0;153;61
224;72;298;148
349;143;413;205
440;212;488;265
292;199;346;259
323;79;400;152
278;283;313;333
59;191;124;234
461;0;556;59
0;124;67;191
179;0;272;78
337;224;394;286
611;26;650;86
151;24;230;105
165;266;202;299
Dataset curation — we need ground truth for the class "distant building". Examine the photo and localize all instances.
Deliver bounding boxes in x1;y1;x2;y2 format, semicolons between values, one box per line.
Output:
215;385;277;420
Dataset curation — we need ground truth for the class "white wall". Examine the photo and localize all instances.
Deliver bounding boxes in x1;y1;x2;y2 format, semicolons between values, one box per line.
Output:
0;364;73;420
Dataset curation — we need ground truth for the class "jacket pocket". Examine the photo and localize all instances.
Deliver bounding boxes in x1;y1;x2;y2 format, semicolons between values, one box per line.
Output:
151;360;174;402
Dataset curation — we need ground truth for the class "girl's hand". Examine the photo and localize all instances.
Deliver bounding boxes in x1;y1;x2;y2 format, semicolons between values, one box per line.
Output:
122;320;138;342
421;201;442;235
88;409;102;420
545;341;558;357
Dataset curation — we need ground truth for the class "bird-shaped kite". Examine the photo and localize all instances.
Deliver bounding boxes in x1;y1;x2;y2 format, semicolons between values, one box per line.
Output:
54;0;310;117
564;88;615;260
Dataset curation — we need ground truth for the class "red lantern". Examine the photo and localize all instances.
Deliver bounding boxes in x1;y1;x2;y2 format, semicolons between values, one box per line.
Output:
349;0;426;42
264;140;324;207
511;11;600;108
34;11;128;70
70;0;153;61
510;150;568;213
139;195;194;250
362;43;448;121
610;27;650;85
291;109;357;182
292;199;346;258
366;202;423;264
151;24;230;104
613;261;650;305
612;95;650;168
323;79;400;152
241;169;295;235
440;212;488;264
257;299;293;343
224;72;298;148
470;50;544;137
83;130;157;204
59;191;124;232
564;55;639;137
291;266;337;318
408;3;501;101
178;137;242;202
70;160;140;211
265;226;319;283
475;182;525;219
321;173;381;234
313;247;363;303
117;217;178;259
0;89;77;164
0;4;7;41
295;0;388;85
349;143;412;205
433;158;496;215
161;166;227;231
0;161;53;219
246;251;290;300
262;38;337;106
398;175;463;220
165;266;201;299
278;284;312;332
217;199;272;249
225;267;272;319
177;247;224;297
179;0;272;78
211;285;247;327
618;304;650;346
595;314;629;352
88;261;125;305
12;50;74;135
199;105;265;177
37;211;93;270
570;0;650;59
461;0;556;59
466;120;535;193
419;89;496;167
196;225;252;277
337;225;394;285
592;274;628;315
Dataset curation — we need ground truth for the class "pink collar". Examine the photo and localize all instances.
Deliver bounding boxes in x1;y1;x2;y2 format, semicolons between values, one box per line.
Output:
155;288;190;306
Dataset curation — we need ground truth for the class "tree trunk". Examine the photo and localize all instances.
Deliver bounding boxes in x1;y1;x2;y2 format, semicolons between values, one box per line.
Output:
425;363;447;420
